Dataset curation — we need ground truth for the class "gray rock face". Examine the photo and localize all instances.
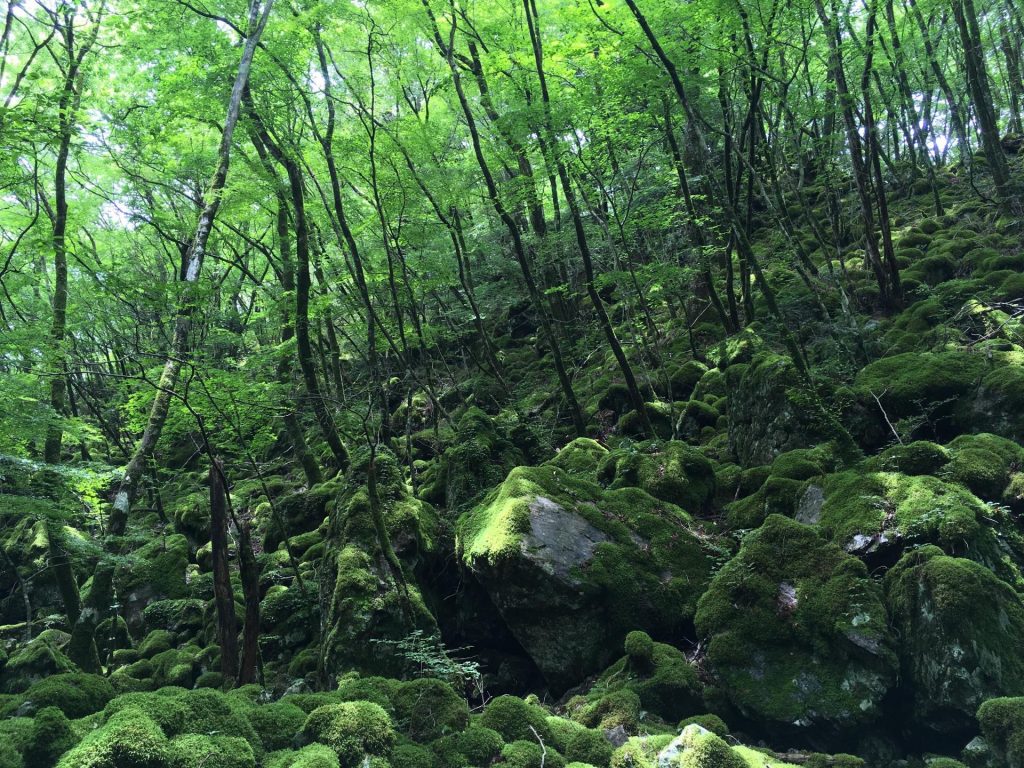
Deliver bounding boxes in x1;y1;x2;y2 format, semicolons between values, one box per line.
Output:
795;484;825;525
727;354;837;466
522;496;609;580
458;465;714;692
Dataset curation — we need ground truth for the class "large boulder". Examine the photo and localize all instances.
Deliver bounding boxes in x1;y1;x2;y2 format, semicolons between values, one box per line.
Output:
695;515;896;737
814;470;1024;581
597;441;716;514
885;546;1024;737
727;354;845;466
457;460;716;691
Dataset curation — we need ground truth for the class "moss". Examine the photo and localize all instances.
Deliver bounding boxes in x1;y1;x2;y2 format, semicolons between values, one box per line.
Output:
597;441;716;513
19;672;114;719
143;599;205;636
0;744;20;768
289;744;342;768
565;729;613;768
479;696;552;744
118;533;191;604
22;706;78;768
663;361;709;401
247;702;307;752
617;402;674;440
816;470;1000;560
334;675;400;710
167;734;255;768
594;639;701;723
457;463;715;688
944;432;1024;501
103;692;189;735
865;441;950;476
139;630;175;659
978;697;1024;768
547;439;608;477
886;548;1024;734
695;515;896;731
301;702;396;767
566;689;642;732
623;631;654;665
609;735;674;768
501;741;566;768
545;717;585;754
57;706;171;768
1;630;78;694
195;672;224;689
722;476;805;530
677;715;728;737
674;729;745;768
176;689;261;750
430;725;503;768
391;743;437;768
149;647;199;689
854;350;987;440
391;678;468;743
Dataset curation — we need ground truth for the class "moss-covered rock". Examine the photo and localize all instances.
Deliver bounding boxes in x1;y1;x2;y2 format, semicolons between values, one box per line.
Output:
18;672;114;718
247;701;307;752
457;460;715;690
57;706;171;768
22;705;78;768
320;448;438;681
597;441;716;513
978;697;1024;768
695;516;896;734
301;701;396;767
728;354;846;466
167;734;255;768
578;632;701;724
430;725;503;768
392;678;468;742
886;547;1024;735
0;630;78;694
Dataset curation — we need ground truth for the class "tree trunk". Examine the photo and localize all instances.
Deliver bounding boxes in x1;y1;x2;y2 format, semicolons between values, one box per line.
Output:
210;460;239;683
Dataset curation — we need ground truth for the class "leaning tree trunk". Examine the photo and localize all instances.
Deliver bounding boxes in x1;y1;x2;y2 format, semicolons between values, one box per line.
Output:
210;461;239;682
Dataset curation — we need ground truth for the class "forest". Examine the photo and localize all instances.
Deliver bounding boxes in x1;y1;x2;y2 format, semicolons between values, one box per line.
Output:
1;0;1024;765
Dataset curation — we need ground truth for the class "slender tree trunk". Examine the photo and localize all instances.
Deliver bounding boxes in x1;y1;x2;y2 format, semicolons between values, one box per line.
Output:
523;0;652;436
67;0;273;669
236;517;261;685
210;460;239;683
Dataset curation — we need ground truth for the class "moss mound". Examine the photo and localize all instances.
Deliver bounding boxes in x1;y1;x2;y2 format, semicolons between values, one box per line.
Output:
695;515;896;733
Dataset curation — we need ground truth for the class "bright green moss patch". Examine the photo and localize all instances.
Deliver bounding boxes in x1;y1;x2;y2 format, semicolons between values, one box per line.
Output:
301;701;396;767
167;734;255;768
57;706;170;768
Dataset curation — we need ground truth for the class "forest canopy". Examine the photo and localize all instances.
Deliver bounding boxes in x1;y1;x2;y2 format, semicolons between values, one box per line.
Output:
2;0;1024;765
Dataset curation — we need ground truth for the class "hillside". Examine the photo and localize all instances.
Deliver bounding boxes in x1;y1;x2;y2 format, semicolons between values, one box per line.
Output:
2;0;1024;767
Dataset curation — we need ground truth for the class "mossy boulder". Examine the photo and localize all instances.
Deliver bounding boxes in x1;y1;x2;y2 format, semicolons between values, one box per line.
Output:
117;533;191;633
582;632;702;724
728;354;844;466
852;351;987;445
57;706;171;768
22;705;78;768
167;734;256;768
695;515;896;735
597;441;716;513
815;470;1023;582
0;629;78;693
392;678;469;742
885;547;1024;736
944;432;1024;502
501;740;566;768
978;697;1024;768
18;672;114;718
430;725;503;768
457;460;715;690
301;701;396;767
